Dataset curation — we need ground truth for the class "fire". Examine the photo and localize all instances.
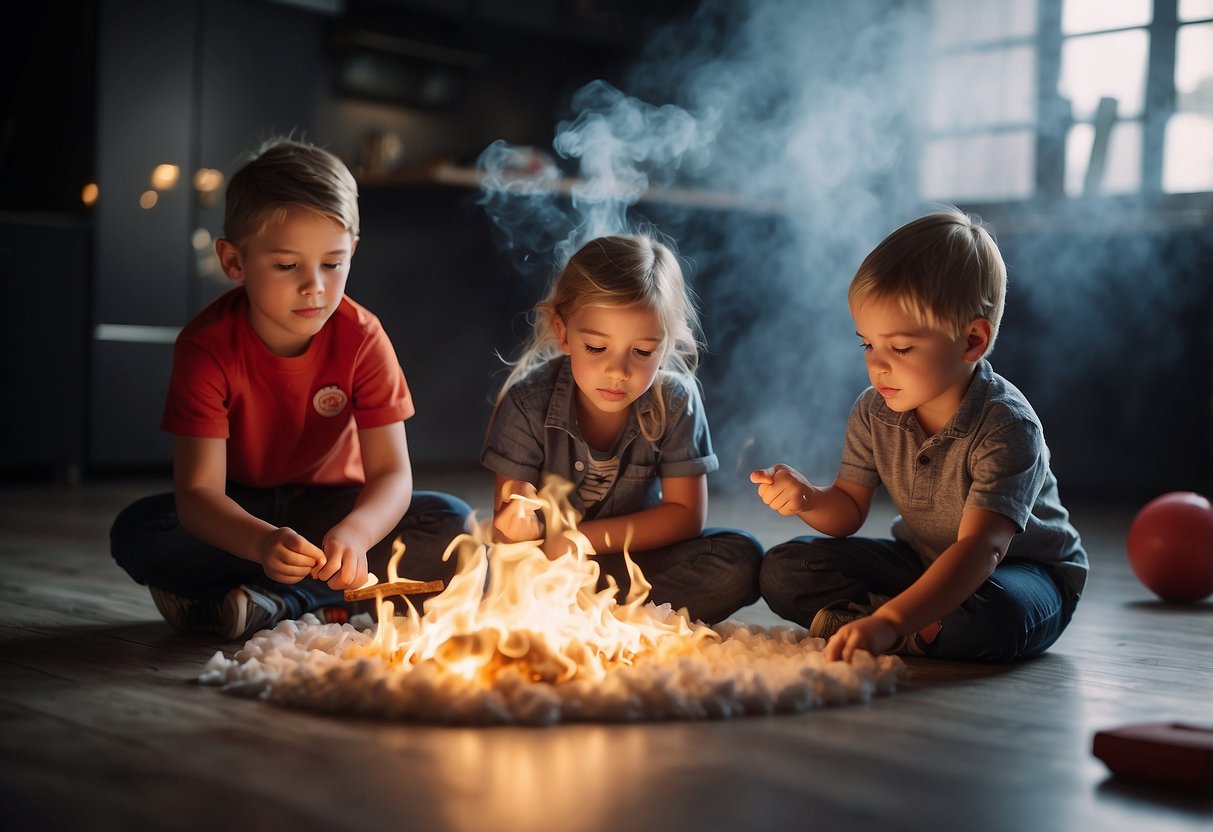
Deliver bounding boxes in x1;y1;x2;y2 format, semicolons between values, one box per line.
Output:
199;477;905;724
346;477;718;687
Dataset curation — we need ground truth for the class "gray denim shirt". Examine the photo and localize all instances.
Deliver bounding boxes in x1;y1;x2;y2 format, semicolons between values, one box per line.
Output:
482;357;719;520
838;359;1088;601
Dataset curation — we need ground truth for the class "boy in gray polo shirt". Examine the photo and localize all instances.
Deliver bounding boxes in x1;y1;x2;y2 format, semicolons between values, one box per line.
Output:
752;208;1087;663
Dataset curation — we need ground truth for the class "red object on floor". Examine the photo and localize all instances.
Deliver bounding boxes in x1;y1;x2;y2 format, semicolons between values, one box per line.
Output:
320;606;349;625
1125;491;1213;603
1092;722;1213;793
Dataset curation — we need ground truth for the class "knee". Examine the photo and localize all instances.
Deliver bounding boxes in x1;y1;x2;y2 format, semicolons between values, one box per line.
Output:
758;538;813;608
109;493;176;574
706;530;764;598
410;491;474;533
946;584;1064;662
413;490;473;518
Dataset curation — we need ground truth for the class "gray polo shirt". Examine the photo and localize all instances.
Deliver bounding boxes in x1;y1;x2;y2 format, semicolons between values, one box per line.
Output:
482;357;719;521
838;359;1087;601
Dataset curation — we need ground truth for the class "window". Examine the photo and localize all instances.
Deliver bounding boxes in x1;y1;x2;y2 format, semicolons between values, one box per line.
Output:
1059;0;1150;196
921;0;1039;201
920;0;1213;202
1167;1;1213;191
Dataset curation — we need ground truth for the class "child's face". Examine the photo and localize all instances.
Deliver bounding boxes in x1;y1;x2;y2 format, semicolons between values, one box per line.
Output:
217;207;357;357
555;303;665;427
851;295;983;433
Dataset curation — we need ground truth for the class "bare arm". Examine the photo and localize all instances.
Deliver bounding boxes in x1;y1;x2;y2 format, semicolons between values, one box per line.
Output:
576;474;706;554
824;508;1018;662
173;435;324;582
315;421;413;589
750;463;873;537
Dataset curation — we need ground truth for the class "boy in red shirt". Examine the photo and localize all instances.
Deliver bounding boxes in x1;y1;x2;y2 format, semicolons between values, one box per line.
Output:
111;139;471;641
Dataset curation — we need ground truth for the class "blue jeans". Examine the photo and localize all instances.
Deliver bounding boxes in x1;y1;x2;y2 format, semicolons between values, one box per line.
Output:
111;485;473;618
592;528;764;625
760;536;1078;662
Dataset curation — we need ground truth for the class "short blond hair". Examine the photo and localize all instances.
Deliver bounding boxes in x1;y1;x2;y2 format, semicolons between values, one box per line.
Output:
849;206;1007;353
222;138;359;246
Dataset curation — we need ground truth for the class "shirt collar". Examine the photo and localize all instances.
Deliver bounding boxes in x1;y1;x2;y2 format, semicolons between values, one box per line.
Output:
944;358;994;438
872;358;993;438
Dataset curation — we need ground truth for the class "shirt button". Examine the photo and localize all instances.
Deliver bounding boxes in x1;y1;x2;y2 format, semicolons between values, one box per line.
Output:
574;461;585;471
918;454;931;465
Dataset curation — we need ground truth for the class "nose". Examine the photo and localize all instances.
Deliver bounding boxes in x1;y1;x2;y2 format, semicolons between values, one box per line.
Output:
299;267;325;296
866;350;889;375
606;356;631;382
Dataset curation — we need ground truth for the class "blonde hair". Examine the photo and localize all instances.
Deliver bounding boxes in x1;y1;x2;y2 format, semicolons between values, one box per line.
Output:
849;206;1007;354
496;234;703;441
222;138;359;247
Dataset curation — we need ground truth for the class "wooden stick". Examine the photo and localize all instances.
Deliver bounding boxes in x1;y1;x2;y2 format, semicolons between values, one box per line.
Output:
343;580;445;602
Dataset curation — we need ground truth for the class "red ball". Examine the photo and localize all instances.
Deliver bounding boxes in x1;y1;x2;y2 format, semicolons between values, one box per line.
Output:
1125;492;1213;603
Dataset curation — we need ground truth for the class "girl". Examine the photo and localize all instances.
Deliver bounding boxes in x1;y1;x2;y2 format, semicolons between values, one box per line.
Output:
481;234;762;624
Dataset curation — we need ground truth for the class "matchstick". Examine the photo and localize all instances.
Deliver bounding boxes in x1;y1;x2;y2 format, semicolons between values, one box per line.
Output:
343;580;445;602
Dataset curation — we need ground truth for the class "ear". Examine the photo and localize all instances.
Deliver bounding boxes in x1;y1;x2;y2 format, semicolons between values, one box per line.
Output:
215;238;245;283
962;318;992;363
349;235;359;257
551;314;570;355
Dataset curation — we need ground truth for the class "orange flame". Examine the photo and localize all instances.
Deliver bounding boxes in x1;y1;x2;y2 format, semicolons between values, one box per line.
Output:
346;477;717;686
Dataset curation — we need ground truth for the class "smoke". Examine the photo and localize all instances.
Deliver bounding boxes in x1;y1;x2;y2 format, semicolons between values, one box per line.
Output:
476;0;929;486
619;0;931;484
477;80;717;272
475;0;1211;496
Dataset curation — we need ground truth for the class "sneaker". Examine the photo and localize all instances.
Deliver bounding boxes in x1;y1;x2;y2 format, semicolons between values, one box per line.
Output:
221;585;288;641
809;600;937;656
149;586;220;633
892;633;927;656
808;605;863;640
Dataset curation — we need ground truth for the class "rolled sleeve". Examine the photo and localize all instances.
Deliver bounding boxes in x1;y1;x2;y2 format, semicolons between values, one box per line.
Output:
481;389;545;484
838;391;881;488
966;420;1047;532
655;383;719;478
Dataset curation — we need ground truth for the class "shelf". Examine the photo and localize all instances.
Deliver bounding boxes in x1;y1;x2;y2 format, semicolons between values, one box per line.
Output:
357;160;787;215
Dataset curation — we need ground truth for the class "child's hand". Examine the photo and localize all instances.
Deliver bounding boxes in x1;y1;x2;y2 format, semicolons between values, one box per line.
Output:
315;531;370;591
257;527;326;584
493;479;544;543
750;464;814;515
823;614;900;663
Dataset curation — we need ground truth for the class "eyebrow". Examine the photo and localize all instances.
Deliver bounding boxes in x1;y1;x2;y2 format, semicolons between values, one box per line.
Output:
855;330;926;339
577;328;662;343
269;248;349;256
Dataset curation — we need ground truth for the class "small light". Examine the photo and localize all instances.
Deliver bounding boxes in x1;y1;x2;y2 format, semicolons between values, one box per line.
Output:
151;164;180;190
193;167;224;193
140;190;159;209
191;228;212;250
81;182;99;206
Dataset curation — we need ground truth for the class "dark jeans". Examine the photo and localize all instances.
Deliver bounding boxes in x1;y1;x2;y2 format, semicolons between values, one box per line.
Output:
111;485;473;618
593;528;765;625
760;536;1078;662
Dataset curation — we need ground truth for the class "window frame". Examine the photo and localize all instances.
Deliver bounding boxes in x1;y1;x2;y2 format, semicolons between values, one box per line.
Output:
926;0;1213;228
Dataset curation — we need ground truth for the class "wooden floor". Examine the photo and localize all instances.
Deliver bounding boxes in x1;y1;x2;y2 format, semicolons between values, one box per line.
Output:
1;468;1210;831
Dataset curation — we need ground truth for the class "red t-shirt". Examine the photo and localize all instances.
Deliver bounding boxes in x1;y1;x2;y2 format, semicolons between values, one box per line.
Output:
162;288;414;487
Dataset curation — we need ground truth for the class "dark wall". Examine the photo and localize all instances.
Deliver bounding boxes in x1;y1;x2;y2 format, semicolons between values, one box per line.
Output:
994;222;1213;501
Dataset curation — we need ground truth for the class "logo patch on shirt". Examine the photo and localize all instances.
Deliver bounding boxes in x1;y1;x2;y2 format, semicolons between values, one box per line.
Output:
313;385;348;417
